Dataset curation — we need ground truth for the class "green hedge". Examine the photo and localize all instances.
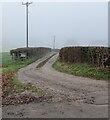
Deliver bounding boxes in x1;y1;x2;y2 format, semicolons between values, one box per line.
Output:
59;47;109;67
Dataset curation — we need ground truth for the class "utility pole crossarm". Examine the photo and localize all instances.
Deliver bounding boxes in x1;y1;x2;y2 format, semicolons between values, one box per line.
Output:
22;2;33;6
28;2;33;5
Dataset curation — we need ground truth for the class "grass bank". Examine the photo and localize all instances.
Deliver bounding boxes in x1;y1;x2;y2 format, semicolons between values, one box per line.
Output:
1;52;50;100
53;60;109;80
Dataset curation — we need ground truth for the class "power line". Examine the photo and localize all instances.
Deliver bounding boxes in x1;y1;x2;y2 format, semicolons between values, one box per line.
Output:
22;2;32;48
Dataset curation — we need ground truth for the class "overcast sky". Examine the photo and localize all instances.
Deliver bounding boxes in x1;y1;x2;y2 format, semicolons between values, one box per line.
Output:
1;2;108;52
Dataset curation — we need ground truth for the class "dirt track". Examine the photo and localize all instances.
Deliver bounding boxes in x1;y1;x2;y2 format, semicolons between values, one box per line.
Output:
2;54;108;118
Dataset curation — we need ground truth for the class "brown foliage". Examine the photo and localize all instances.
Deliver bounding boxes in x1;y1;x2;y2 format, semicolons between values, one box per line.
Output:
59;46;109;67
2;72;14;98
10;47;51;59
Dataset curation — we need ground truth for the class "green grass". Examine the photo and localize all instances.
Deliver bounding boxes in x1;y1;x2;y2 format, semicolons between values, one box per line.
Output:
1;52;12;65
2;56;38;73
0;52;12;73
1;52;51;73
11;79;45;96
2;51;50;97
53;60;109;80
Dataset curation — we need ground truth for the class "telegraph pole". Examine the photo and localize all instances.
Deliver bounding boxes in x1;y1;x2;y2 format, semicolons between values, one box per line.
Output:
53;35;55;50
22;2;32;48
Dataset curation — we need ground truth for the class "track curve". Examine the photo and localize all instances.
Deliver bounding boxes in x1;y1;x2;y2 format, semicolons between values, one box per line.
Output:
3;54;108;118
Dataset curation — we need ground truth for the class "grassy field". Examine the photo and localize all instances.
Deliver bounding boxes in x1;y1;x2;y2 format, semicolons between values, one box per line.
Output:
1;52;50;99
1;52;12;65
1;53;39;73
0;52;12;73
53;60;109;80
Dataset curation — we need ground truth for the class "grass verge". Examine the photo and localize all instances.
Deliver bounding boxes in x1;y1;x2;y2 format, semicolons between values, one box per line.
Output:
1;52;50;101
2;52;50;73
53;60;109;80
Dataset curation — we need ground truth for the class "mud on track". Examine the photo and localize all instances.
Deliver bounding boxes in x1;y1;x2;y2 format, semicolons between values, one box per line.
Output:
2;54;108;118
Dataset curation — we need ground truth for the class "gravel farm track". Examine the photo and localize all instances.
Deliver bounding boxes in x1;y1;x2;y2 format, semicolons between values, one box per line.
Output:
2;54;108;118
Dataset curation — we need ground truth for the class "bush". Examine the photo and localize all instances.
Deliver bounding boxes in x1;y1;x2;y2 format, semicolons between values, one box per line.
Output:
10;47;51;60
59;46;109;67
